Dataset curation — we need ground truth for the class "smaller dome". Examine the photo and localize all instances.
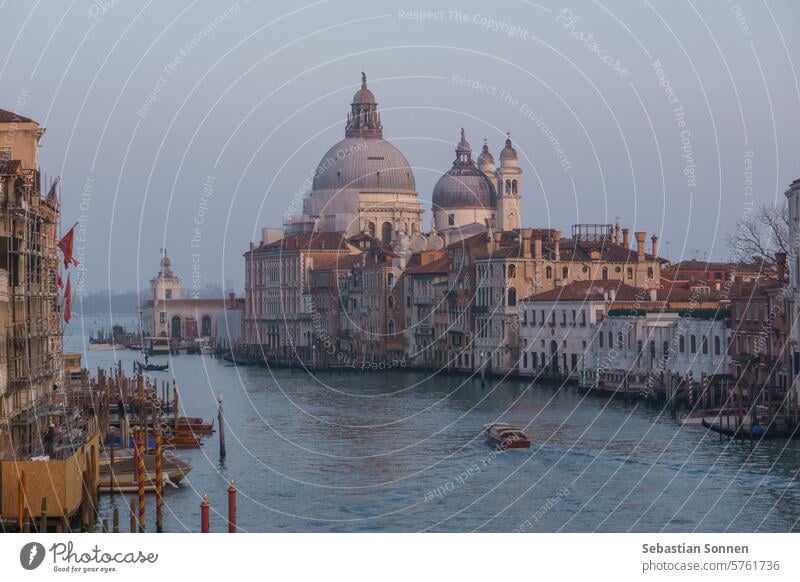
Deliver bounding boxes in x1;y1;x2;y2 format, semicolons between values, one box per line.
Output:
432;170;496;209
499;134;518;165
477;140;494;172
353;87;375;104
433;129;497;210
353;72;376;104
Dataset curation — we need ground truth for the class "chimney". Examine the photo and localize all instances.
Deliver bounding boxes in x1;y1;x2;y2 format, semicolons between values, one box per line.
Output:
533;234;542;260
648;288;658;302
622;228;630;248
521;228;532;258
651;234;659;257
635;232;646;262
553;230;562;261
776;251;787;281
614;223;620;244
608;287;616;302
228;292;236;302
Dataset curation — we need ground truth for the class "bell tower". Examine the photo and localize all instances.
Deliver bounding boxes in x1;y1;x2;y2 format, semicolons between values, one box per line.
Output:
496;134;522;231
151;249;182;301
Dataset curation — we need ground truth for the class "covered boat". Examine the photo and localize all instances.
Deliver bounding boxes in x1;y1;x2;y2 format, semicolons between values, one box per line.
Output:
484;423;531;449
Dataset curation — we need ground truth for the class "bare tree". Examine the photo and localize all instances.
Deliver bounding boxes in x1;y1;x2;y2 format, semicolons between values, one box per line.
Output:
727;201;789;263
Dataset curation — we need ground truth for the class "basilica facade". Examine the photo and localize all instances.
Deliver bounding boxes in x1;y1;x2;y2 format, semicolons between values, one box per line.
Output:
286;73;520;241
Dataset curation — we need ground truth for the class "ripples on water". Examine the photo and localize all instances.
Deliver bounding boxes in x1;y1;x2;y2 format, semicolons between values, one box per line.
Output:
72;316;800;532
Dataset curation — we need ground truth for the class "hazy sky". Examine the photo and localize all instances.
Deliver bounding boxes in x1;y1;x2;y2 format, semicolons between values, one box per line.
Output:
1;0;799;295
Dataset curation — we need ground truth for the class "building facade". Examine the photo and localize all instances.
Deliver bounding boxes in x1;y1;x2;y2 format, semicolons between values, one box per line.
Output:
140;250;244;344
0;108;63;459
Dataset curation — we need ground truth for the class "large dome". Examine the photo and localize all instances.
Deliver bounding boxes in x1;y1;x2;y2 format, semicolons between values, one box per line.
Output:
312;136;416;192
432;166;496;209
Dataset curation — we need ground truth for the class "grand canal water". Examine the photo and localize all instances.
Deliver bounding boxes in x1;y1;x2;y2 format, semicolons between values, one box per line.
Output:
70;316;800;532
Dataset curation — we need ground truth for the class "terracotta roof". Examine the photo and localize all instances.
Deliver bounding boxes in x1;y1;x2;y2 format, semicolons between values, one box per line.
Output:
310;253;364;272
0;108;35;123
406;257;449;275
663;259;773;276
248;231;355;254
522;280;649;303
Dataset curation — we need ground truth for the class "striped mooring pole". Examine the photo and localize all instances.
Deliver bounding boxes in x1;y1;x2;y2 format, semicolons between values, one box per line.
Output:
155;427;164;533
135;429;145;532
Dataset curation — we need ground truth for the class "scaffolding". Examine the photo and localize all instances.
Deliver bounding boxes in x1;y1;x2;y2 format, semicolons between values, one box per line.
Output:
0;162;62;459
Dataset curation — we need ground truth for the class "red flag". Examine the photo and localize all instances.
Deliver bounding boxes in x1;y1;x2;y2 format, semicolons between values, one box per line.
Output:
57;224;79;268
64;274;72;323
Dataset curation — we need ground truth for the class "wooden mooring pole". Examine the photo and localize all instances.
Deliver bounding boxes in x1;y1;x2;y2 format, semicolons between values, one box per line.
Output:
218;394;226;460
155;426;164;533
135;430;145;532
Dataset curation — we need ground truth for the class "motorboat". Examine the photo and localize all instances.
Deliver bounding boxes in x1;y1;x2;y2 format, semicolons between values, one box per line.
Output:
484;423;531;449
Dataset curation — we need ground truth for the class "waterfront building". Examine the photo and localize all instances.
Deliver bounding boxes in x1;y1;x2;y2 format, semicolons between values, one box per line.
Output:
140;250;244;345
593;311;730;399
443;231;493;372
244;230;361;363
342;242;407;364
517;281;639;379
403;250;449;367
308;253;363;366
0;108;63;459
474;224;663;375
0;108;101;530
286;74;424;241
728;267;790;413
785;176;800;410
519;279;730;398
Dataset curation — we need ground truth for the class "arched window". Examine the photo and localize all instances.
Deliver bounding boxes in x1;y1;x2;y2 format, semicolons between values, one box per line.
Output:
546;266;552;279
387;319;395;335
201;315;212;337
617;332;623;350
508;264;516;278
702;336;708;354
387;295;395;309
690;335;697;353
562;266;569;279
505;179;511;194
387;272;394;287
171;315;182;339
714;336;721;355
381;222;392;243
508;287;517;307
627;267;633;279
512;180;518;194
602;267;609;280
368;222;376;238
679;335;685;353
647;267;654;279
